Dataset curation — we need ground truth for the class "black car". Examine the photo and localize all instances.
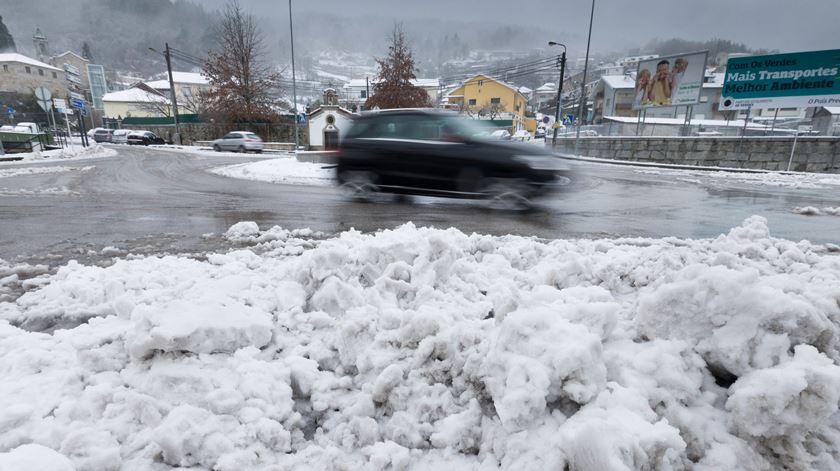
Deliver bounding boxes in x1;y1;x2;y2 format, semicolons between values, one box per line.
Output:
127;131;166;146
337;109;571;208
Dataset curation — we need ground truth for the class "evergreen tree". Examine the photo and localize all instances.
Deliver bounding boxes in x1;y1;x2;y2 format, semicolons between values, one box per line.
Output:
0;16;16;53
366;25;430;110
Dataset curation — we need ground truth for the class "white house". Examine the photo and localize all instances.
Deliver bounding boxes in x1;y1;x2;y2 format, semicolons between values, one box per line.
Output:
308;89;354;150
102;86;169;119
144;71;210;114
341;78;441;108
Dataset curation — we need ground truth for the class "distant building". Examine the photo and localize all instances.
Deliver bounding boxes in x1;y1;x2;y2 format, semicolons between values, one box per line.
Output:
446;74;528;132
102;85;169;119
32;28;49;62
0;52;65;98
813;107;840;136
307;89;353;150
144;71;210;114
533;82;557;108
341;78;440;109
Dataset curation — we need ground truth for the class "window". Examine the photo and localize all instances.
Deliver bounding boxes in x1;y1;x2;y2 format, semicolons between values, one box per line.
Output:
490;97;501;104
700;96;709;103
25;66;31;74
38;69;44;76
51;71;57;78
360;89;367;99
477;80;484;87
468;99;477;106
2;64;7;72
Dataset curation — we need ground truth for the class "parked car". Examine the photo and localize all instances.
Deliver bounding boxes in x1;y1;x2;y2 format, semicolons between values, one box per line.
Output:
127;131;165;146
93;128;114;143
87;127;106;139
14;122;40;134
211;131;264;153
512;130;533;142
111;129;133;144
337;109;572;209
490;129;512;140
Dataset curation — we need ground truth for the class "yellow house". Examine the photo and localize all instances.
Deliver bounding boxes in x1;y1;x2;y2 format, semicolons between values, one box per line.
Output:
102;87;170;119
446;74;528;132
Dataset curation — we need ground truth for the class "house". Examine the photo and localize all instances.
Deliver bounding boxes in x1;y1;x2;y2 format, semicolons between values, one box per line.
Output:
533;82;557;108
813;107;840;136
0;52;65;98
102;85;169;119
144;71;210;114
341;78;441;109
307;89;354;150
591;71;729;123
445;74;528;132
50;51;90;93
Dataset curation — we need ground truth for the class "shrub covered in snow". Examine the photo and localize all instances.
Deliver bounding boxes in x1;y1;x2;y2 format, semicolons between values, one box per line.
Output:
1;216;840;469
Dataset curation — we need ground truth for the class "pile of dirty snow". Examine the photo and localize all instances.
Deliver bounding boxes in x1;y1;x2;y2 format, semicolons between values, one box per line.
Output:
210;158;335;186
2;216;840;469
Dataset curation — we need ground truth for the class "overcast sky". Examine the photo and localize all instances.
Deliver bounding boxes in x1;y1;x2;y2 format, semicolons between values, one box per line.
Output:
206;0;837;56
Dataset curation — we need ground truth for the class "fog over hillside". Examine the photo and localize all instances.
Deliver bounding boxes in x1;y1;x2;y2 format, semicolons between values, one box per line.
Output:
0;0;834;80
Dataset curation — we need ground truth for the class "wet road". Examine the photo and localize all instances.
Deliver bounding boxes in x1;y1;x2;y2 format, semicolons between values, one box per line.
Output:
1;145;839;262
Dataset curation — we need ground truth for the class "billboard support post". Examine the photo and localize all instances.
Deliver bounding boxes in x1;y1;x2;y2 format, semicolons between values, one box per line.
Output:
786;133;799;172
769;108;779;135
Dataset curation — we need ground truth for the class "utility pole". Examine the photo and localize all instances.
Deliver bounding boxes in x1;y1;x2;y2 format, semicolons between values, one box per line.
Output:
548;43;566;146
164;43;181;143
575;0;596;154
365;76;370;111
288;0;299;152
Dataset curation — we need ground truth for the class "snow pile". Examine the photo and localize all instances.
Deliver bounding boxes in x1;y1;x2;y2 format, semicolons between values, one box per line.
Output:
634;167;840;189
2;217;840;469
793;206;840;216
210;157;336;186
0;145;116;165
0;165;94;179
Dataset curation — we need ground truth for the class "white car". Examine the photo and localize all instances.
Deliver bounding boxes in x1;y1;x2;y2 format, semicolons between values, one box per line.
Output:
87;127;107;138
211;131;264;153
111;129;133;144
489;129;511;140
512;130;533;142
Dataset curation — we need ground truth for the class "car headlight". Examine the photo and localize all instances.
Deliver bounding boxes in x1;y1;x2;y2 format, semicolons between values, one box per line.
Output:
513;155;568;171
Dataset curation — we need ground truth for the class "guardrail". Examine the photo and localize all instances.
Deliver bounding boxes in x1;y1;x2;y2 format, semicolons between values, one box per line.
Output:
193;141;297;152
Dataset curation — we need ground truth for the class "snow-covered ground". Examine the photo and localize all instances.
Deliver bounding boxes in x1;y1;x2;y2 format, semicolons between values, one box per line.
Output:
0;145;117;165
2;216;840;469
210;157;336;186
633;167;840;189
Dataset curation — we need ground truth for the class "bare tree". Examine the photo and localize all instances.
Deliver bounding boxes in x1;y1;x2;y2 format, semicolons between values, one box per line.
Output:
202;0;281;123
481;99;507;120
366;24;430;110
133;85;172;117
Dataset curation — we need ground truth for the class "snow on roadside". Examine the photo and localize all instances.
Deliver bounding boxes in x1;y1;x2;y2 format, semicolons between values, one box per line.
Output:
0;166;93;179
211;157;336;186
0;145;117;165
793;206;840;216
1;217;840;469
634;167;840;189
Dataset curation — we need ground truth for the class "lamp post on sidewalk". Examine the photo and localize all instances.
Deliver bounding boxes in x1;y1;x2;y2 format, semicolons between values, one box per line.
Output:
575;0;596;154
548;42;566;146
288;0;299;152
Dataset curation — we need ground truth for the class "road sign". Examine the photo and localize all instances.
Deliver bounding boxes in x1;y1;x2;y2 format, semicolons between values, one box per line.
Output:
297;113;307;124
565;114;575;124
6;106;13;116
34;87;52;101
36;100;50;112
53;98;68;113
542;116;550;124
71;98;85;109
69;91;85;101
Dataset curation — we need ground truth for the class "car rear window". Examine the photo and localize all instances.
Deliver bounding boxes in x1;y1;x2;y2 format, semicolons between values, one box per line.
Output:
245;133;260;140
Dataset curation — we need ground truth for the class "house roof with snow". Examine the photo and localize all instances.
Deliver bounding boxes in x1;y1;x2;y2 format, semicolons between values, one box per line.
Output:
308;105;354;119
0;52;62;71
518;86;533;94
344;78;440;89
102;87;169;103
601;75;636;90
535;82;557;93
145;72;210;89
52;51;89;63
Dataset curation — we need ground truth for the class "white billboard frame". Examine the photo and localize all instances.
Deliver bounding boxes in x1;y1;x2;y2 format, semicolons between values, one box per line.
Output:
632;50;709;110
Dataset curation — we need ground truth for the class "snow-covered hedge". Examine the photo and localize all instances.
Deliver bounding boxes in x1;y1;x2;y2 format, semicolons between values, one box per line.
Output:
1;216;840;469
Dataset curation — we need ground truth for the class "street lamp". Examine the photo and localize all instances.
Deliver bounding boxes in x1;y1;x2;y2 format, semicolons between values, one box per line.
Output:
575;0;595;153
288;0;299;152
548;41;566;146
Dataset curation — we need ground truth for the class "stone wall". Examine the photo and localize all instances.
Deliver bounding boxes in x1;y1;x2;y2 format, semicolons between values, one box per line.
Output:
551;137;840;173
0;60;66;98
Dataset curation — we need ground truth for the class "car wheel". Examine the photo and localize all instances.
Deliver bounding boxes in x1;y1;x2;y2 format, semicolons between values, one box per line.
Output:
239;146;246;153
482;178;532;211
340;171;379;201
213;144;221;152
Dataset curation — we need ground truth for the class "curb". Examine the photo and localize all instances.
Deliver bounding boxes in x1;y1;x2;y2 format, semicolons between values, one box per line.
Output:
556;153;785;175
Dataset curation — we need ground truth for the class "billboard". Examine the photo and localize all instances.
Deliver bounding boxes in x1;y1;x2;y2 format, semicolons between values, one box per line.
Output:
720;49;840;110
633;51;709;109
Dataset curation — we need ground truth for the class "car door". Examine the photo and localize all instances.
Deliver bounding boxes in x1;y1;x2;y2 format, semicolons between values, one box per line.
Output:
401;115;471;193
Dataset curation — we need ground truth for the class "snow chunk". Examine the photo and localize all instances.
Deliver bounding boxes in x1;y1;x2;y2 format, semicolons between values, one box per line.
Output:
727;345;840;438
153;405;235;467
126;300;273;358
0;444;75;471
224;221;261;242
